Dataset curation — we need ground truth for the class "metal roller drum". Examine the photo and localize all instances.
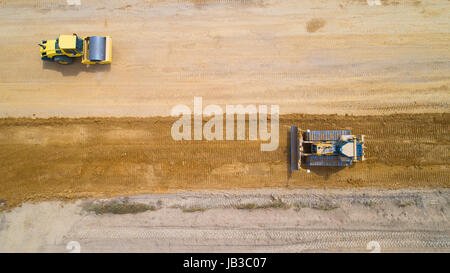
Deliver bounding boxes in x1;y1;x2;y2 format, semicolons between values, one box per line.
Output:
89;36;106;61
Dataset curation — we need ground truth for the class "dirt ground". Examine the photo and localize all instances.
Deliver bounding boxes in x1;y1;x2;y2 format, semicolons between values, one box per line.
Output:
0;113;448;209
0;1;448;209
0;0;449;117
1;189;449;252
0;0;449;253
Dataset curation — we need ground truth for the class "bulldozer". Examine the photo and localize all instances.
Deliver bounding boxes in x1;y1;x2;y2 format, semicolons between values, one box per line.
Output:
39;34;112;65
290;126;366;173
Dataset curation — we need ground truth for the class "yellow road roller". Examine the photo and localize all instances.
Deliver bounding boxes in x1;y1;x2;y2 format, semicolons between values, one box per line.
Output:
39;34;112;65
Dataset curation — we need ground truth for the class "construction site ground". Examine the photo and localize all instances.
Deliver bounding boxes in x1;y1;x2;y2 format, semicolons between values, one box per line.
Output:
0;0;449;252
0;114;449;209
1;0;449;118
0;189;449;253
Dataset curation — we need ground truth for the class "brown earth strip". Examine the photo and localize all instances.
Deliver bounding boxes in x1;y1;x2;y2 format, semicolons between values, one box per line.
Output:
0;113;449;209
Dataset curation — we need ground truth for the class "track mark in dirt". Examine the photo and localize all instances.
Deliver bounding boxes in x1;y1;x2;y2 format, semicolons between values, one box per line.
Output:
117;4;132;10
306;18;326;33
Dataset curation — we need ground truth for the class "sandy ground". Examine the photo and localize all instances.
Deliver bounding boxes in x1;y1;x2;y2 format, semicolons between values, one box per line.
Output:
0;188;449;252
0;0;449;253
0;0;449;117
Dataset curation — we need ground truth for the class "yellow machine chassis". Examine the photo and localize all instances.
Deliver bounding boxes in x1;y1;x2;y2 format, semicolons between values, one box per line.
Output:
81;36;112;64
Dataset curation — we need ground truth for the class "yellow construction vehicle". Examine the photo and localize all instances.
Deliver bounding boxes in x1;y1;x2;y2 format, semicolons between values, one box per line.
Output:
290;127;366;172
39;34;112;65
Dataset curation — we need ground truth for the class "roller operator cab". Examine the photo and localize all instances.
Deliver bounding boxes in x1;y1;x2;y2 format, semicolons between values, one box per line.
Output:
39;34;112;65
290;126;366;173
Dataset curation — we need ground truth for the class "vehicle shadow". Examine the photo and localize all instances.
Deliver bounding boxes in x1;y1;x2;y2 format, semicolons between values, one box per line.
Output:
308;166;347;180
42;58;111;76
286;126;292;184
